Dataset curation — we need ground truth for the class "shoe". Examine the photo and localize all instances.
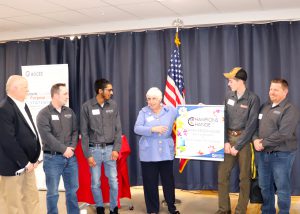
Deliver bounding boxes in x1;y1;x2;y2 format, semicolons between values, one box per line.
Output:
170;211;180;214
96;206;105;214
215;210;231;214
110;206;119;214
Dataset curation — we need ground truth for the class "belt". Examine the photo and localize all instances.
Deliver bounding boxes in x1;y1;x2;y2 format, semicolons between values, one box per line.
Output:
44;151;62;155
265;151;277;154
227;130;242;137
89;142;114;148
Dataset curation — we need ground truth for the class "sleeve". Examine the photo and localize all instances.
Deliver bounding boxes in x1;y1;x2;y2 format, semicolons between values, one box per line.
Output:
36;110;67;153
0;107;28;167
235;95;260;150
113;104;122;152
252;104;265;142
70;110;79;148
224;99;229;143
80;104;91;158
134;110;153;136
262;105;300;147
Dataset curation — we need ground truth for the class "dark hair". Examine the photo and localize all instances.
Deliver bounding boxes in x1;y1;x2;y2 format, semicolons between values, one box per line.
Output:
235;69;247;81
271;78;289;90
94;79;111;94
51;83;66;98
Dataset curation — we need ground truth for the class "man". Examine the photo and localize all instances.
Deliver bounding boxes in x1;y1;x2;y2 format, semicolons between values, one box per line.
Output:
216;67;260;214
37;83;79;214
0;75;41;214
253;79;299;213
81;78;121;214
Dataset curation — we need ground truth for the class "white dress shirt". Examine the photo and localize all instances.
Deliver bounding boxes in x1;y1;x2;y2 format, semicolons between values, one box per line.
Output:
9;96;36;137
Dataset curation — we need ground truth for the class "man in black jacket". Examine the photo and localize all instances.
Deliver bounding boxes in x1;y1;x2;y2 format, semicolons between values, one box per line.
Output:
0;75;41;214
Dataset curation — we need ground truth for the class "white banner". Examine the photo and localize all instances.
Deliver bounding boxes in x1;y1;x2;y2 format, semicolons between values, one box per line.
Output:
176;105;225;161
22;64;69;190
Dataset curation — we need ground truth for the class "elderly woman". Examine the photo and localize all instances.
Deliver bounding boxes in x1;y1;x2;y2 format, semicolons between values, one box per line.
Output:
134;87;180;214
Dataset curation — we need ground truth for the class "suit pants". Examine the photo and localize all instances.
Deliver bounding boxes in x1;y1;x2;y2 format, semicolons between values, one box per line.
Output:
217;135;251;214
0;171;41;214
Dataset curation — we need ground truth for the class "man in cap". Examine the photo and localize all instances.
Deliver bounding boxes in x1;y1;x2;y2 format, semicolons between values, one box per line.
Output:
216;67;260;214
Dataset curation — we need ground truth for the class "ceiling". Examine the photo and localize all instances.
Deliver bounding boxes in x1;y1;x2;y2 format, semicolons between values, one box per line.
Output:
1;0;300;41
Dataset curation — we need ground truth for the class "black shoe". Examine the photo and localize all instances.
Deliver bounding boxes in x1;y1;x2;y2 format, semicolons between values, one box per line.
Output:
110;206;119;214
170;211;181;214
96;206;105;214
215;210;231;214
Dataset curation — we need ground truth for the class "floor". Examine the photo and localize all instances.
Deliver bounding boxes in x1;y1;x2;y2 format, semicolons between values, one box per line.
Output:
39;186;300;214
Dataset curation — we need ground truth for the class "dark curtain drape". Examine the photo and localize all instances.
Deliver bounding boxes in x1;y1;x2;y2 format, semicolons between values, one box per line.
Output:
1;21;300;194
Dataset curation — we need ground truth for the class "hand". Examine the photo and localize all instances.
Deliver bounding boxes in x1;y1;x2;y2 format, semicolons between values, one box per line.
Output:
88;157;96;167
224;142;231;154
253;139;264;151
230;146;239;156
33;161;40;168
63;147;74;158
151;126;168;134
111;151;119;160
25;162;35;172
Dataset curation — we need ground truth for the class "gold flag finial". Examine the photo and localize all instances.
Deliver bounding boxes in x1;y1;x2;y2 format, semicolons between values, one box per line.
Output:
172;18;183;47
175;32;181;47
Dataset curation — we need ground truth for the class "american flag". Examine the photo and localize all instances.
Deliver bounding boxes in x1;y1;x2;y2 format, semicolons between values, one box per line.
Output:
163;32;189;173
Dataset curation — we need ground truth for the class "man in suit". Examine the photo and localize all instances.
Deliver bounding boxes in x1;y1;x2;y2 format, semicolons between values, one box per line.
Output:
0;75;41;214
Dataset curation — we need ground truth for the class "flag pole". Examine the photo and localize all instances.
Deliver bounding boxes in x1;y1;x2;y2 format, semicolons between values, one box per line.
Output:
162;17;184;207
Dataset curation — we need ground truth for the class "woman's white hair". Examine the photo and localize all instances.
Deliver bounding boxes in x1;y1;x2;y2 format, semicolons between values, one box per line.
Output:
146;87;163;101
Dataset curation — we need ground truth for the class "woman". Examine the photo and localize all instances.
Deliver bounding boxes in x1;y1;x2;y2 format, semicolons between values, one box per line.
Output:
134;87;180;214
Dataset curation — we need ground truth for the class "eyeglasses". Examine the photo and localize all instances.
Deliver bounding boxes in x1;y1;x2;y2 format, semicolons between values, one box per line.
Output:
104;88;113;92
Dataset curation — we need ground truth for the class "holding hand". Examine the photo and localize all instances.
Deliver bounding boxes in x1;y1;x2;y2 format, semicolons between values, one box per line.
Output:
25;162;35;172
63;147;74;158
224;142;231;154
88;157;96;167
151;126;168;134
253;139;264;151
230;146;239;156
111;151;119;160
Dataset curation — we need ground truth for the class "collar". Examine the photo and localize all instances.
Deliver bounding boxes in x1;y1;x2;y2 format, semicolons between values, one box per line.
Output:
48;102;66;112
229;88;250;100
8;95;25;109
142;105;170;114
91;97;111;107
269;97;289;108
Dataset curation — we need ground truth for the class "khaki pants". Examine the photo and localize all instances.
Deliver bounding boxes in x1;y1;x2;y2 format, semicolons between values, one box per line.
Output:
217;135;251;214
0;171;41;214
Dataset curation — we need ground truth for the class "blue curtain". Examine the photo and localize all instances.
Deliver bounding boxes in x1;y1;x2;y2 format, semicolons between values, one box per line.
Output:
0;21;300;194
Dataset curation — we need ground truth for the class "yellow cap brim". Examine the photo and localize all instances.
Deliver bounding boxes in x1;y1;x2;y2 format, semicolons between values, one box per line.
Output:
223;67;242;79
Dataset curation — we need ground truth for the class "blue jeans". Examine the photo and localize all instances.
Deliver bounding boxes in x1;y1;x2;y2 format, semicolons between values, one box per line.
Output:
90;145;118;210
43;154;79;214
257;151;296;214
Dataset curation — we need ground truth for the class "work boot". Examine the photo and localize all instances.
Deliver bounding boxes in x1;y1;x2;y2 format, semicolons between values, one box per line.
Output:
96;206;105;214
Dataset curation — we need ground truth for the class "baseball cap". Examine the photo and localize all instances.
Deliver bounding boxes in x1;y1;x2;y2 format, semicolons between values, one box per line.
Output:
223;67;247;81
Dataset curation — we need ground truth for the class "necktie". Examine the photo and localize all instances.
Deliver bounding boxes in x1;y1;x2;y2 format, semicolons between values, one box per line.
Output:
24;104;39;137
